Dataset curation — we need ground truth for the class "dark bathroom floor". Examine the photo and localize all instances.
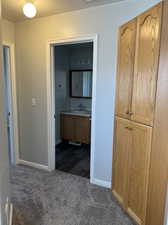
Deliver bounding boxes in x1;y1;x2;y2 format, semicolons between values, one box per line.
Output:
55;142;90;178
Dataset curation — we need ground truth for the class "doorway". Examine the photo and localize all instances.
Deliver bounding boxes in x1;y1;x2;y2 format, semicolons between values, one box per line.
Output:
54;42;93;178
47;35;98;182
3;44;19;165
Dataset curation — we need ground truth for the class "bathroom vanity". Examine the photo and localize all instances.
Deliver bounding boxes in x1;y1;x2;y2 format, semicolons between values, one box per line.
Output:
60;111;91;144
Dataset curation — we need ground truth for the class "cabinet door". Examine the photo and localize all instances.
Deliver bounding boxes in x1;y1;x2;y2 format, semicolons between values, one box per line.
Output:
61;115;75;141
112;117;131;208
75;117;90;144
115;19;136;119
127;121;152;225
132;4;162;126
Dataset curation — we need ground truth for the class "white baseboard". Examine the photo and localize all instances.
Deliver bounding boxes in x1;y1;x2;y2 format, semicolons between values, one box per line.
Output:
17;160;111;188
9;204;13;225
18;159;51;172
91;178;111;189
69;141;81;146
56;139;62;145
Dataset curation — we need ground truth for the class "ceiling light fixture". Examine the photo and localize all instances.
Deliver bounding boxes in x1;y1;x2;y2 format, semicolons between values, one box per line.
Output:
23;2;37;18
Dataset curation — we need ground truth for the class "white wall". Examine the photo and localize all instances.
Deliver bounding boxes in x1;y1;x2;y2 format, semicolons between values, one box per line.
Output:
69;43;93;111
69;43;93;70
55;46;70;143
15;0;161;186
2;19;15;44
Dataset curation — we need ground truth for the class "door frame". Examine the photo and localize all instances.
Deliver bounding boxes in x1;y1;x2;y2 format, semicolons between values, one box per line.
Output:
3;42;19;165
46;34;98;182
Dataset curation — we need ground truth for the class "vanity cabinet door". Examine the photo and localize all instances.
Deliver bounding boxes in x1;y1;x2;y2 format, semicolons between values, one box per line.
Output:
115;19;136;119
132;4;161;126
61;115;91;144
61;115;75;141
75;117;90;144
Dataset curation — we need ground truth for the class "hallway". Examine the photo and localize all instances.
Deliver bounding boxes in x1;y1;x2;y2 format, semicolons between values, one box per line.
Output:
11;166;135;225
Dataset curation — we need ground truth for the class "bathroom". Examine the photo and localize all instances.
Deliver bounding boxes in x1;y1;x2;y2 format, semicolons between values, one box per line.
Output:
54;42;93;178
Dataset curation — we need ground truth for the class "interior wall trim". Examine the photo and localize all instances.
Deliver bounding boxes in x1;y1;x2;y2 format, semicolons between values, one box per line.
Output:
56;139;62;145
164;185;168;225
91;178;111;189
18;159;51;172
9;203;13;225
46;34;98;185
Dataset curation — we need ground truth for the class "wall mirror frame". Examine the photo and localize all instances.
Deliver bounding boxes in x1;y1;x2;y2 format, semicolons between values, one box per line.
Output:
70;69;93;99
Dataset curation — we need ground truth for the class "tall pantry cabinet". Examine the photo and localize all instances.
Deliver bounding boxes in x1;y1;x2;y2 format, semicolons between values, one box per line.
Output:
112;3;162;225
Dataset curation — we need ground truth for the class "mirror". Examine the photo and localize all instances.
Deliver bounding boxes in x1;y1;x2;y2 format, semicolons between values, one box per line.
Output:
70;70;92;98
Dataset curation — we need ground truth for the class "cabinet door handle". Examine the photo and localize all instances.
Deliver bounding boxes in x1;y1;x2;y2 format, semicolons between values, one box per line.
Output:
125;127;133;131
126;111;133;116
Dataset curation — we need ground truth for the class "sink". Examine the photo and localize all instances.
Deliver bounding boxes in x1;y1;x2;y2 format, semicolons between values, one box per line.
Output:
71;110;91;114
61;110;91;117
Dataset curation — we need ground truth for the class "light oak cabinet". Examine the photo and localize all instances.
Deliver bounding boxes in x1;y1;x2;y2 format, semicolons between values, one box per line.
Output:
132;5;162;126
127;121;152;225
115;19;137;120
61;114;75;141
113;118;131;208
61;114;91;144
113;118;152;225
115;4;161;127
75;116;91;144
112;3;162;225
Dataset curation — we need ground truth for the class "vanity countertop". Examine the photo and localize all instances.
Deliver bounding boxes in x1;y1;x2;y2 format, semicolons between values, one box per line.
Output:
61;111;91;118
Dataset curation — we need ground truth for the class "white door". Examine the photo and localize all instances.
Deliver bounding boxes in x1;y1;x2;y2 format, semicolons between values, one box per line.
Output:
0;29;11;225
3;46;14;164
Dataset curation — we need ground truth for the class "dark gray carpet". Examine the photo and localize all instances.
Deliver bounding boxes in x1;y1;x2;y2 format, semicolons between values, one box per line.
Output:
10;165;135;225
56;143;90;178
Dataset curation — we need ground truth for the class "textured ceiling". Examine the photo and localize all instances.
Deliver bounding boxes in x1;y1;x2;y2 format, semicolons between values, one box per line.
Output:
2;0;124;22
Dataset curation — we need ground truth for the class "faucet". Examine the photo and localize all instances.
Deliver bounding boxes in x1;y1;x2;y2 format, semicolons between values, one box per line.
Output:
78;104;86;111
